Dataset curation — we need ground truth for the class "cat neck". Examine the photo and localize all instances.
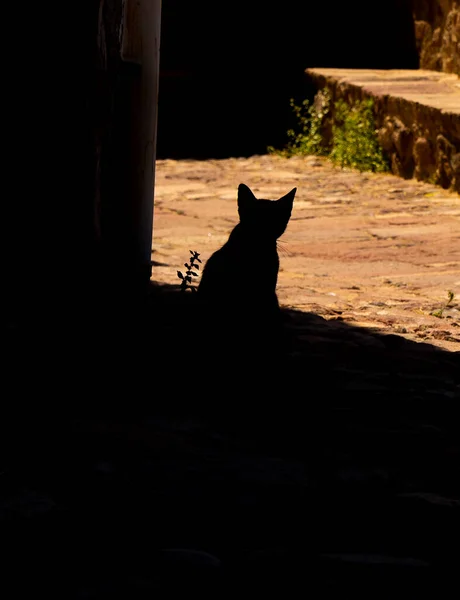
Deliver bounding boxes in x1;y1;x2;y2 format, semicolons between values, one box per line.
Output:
227;222;279;250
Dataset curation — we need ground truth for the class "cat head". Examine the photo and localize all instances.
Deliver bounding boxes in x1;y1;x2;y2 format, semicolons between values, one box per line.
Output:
237;183;296;239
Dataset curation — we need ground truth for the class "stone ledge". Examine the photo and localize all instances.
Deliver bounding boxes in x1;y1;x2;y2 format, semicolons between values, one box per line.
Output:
305;68;460;193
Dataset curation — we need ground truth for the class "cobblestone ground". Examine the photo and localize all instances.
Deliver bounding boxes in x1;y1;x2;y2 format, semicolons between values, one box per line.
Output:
152;154;460;351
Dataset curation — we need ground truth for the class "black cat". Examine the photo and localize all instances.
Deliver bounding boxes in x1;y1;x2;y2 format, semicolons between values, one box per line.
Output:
198;183;296;346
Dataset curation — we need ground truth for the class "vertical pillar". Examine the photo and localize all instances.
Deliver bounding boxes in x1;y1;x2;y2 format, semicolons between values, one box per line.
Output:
120;0;162;281
102;0;162;286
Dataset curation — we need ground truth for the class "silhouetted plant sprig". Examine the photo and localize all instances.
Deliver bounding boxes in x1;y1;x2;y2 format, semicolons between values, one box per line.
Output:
177;250;201;292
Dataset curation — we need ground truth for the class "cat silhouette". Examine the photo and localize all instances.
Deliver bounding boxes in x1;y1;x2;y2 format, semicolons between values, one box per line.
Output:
198;183;296;360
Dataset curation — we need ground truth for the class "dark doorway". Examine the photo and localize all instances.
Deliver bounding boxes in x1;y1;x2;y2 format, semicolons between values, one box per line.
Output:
157;0;418;158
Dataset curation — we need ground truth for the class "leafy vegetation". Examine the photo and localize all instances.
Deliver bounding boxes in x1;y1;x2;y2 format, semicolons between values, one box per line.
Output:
268;88;332;158
270;88;389;174
330;98;389;172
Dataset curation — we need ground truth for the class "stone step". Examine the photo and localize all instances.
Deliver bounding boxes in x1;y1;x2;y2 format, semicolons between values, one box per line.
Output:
305;68;460;193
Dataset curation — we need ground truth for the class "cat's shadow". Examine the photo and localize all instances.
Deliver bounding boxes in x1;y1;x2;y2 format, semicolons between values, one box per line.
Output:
147;279;459;421
3;276;458;426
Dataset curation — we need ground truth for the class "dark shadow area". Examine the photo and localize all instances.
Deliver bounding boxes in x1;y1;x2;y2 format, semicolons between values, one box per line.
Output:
157;0;419;158
2;279;458;598
0;3;451;596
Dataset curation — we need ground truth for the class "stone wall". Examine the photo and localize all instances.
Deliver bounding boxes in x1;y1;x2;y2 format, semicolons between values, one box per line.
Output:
412;0;460;74
305;70;460;194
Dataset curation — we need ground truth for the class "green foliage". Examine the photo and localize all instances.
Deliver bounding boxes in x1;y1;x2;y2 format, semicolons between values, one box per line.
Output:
270;88;390;174
269;88;331;158
330;98;389;173
431;290;456;318
177;250;202;292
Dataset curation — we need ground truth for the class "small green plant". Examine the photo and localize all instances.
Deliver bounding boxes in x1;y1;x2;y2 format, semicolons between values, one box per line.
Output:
330;98;389;173
269;88;331;157
177;250;202;292
431;290;456;318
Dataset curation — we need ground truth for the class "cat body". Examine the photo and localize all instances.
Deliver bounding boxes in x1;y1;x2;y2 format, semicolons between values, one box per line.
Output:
197;183;295;403
198;183;296;326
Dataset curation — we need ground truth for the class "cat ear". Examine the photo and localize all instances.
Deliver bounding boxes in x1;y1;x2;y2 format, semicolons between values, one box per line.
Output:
237;183;256;218
279;187;297;206
275;188;296;237
277;187;296;216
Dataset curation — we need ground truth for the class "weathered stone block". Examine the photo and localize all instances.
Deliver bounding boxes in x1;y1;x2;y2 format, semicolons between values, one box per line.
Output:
305;68;460;193
413;0;460;75
414;136;436;180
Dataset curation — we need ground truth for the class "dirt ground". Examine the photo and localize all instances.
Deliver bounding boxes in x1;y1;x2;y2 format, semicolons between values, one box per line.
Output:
152;154;460;352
